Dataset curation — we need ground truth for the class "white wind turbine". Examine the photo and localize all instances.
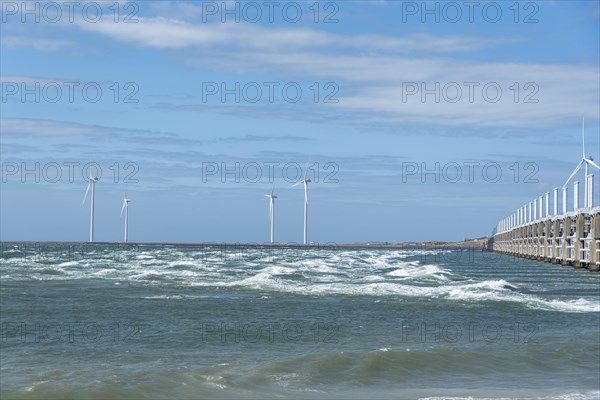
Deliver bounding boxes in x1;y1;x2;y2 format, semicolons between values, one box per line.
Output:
121;195;131;243
293;169;311;245
563;118;600;209
82;176;98;242
265;189;277;243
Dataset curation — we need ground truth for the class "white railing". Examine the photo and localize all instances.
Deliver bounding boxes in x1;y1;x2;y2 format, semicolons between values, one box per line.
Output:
494;176;595;235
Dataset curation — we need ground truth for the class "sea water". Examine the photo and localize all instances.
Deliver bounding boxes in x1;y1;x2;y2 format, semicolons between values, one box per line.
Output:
1;243;598;399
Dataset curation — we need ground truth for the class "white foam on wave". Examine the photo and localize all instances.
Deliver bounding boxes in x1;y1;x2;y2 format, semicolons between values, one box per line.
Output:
419;391;600;400
56;261;79;267
258;265;297;275
362;255;400;269
526;297;600;313
388;263;451;281
129;270;165;281
198;374;228;390
294;260;341;274
6;246;599;314
89;268;117;277
165;260;199;268
361;275;386;282
190;275;599;313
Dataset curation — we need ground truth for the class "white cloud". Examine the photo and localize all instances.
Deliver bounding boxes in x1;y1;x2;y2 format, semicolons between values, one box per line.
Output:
73;16;508;53
6;11;596;131
62;16;598;129
0;36;71;51
180;50;599;129
0;118;113;137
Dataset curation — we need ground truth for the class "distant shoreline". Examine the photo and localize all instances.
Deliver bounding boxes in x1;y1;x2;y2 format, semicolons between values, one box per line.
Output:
0;239;488;251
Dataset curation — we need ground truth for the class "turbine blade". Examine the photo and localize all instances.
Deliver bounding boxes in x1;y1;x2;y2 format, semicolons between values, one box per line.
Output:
121;201;126;217
83;182;91;205
292;180;303;187
563;160;584;188
584;158;600;170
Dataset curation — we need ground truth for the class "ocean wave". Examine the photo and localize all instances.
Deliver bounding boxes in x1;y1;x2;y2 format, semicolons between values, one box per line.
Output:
186;276;599;313
387;263;451;280
3;246;598;313
419;391;600;400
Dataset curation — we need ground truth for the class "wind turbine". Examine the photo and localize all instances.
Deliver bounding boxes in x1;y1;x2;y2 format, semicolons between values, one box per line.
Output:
121;195;131;243
293;169;311;245
265;189;277;243
82;176;98;242
563;118;600;209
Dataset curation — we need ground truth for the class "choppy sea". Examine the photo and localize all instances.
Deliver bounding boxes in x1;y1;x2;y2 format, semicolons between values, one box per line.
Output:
1;243;599;399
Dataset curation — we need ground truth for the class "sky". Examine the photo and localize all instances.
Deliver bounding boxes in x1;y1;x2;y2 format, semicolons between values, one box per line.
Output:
1;0;599;244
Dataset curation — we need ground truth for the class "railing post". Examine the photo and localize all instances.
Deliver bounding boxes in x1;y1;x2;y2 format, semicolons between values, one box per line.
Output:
588;174;594;208
574;181;579;211
529;202;533;222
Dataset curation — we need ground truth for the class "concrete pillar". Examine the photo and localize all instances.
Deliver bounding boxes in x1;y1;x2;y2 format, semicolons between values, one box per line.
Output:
563;187;568;214
511;229;515;255
536;222;541;258
545;192;549;217
545;219;552;260
532;223;536;258
538;222;544;259
551;219;560;263
519;227;524;256
532;222;536;258
574;213;584;268
561;216;571;266
590;212;599;272
524;225;528;257
553;188;558;215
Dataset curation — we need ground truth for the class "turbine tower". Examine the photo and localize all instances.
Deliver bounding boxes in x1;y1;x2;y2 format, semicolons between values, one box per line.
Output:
121;195;131;243
82;176;98;242
265;190;277;243
563;118;600;209
293;171;311;245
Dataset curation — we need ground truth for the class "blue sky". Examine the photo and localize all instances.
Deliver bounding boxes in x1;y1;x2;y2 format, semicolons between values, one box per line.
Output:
1;0;599;243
